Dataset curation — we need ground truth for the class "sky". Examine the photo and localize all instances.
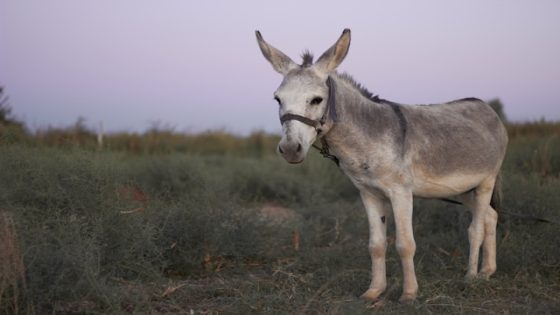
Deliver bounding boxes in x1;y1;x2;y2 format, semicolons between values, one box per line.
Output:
1;0;559;134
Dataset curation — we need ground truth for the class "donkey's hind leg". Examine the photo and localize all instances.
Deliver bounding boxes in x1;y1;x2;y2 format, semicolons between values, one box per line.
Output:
479;202;498;279
460;176;496;280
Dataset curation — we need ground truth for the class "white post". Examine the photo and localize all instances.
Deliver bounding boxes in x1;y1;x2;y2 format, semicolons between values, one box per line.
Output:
97;121;104;148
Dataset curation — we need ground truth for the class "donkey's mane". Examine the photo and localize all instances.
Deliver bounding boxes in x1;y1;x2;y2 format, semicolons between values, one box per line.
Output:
335;72;383;103
301;51;314;68
335;72;407;148
299;52;396;105
335;73;481;107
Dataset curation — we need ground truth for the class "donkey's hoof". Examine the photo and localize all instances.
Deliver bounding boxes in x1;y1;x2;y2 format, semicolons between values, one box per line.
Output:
360;288;383;301
478;267;496;280
398;293;416;304
476;272;492;280
464;273;478;283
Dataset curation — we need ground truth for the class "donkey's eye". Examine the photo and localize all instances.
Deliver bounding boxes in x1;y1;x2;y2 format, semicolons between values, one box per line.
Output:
274;96;282;106
310;97;323;105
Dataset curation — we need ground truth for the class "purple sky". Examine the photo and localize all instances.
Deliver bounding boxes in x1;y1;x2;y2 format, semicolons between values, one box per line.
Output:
1;1;559;134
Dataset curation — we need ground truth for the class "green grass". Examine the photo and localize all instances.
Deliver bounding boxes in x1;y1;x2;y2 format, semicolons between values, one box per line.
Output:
1;129;559;314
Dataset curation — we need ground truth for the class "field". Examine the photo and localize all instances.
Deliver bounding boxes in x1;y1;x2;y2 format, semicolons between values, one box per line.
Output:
1;122;560;314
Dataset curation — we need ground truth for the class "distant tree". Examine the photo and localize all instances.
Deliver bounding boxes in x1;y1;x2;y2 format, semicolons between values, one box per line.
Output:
488;98;507;122
0;86;26;129
0;86;28;142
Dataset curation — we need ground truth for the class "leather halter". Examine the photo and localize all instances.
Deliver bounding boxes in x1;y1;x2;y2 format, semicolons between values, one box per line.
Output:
278;76;340;165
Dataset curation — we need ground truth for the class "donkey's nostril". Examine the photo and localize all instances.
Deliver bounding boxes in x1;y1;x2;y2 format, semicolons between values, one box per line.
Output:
296;143;302;152
278;145;284;154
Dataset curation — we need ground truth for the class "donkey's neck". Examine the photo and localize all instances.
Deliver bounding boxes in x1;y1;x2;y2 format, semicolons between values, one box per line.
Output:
324;74;406;164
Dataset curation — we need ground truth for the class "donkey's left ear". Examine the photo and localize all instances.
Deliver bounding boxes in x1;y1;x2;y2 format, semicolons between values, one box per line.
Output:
315;29;351;72
256;30;298;75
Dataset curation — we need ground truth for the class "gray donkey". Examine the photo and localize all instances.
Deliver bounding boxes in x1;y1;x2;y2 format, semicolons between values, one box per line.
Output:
256;29;508;303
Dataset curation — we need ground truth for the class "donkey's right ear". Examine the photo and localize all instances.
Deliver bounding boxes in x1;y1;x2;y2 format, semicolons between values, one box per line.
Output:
256;31;298;75
315;29;351;73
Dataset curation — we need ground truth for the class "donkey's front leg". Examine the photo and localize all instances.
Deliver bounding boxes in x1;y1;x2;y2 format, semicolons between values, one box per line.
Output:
359;190;388;301
390;189;418;303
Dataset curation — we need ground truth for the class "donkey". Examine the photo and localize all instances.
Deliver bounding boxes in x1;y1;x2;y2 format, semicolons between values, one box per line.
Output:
255;29;508;303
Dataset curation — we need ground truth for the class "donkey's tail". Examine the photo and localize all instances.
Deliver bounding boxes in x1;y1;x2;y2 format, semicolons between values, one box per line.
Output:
490;171;503;212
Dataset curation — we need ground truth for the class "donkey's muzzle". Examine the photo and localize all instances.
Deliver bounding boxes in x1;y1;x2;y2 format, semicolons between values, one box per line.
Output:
278;140;304;164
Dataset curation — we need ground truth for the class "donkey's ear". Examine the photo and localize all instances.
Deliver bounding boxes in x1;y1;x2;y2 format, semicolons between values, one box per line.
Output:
315;29;351;72
256;31;298;75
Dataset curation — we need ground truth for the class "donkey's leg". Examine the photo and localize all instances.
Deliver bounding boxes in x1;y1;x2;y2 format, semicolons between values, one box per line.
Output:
479;198;498;279
359;190;388;301
465;177;495;280
389;189;417;303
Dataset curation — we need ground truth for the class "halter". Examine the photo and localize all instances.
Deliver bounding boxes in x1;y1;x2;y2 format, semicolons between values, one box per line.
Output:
279;76;340;165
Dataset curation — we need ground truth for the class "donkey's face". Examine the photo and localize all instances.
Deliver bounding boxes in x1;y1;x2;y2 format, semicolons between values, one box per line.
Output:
273;69;328;163
256;29;351;163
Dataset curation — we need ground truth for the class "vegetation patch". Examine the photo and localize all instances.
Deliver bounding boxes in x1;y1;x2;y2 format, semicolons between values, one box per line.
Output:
0;113;559;313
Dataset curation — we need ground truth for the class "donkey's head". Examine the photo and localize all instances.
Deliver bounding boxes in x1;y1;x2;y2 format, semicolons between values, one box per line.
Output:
256;29;351;163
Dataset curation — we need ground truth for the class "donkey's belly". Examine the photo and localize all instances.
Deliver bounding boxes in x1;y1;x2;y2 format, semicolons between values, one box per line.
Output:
411;172;488;198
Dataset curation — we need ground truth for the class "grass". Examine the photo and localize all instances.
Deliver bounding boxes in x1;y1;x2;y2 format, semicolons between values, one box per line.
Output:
0;212;29;314
0;124;559;314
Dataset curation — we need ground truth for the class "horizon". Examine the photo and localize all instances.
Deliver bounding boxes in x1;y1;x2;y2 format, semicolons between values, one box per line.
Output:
1;1;559;135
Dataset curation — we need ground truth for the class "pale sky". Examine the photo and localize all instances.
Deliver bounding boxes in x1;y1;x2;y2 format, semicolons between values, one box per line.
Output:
1;0;559;134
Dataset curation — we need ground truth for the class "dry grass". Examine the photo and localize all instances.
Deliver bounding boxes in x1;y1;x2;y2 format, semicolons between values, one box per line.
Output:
0;212;31;314
103;264;559;314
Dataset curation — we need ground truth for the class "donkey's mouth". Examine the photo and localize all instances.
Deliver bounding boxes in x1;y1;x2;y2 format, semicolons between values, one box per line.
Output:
287;159;304;164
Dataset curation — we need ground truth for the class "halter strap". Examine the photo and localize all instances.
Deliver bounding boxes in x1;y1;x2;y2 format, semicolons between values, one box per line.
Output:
324;76;338;124
279;113;320;129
